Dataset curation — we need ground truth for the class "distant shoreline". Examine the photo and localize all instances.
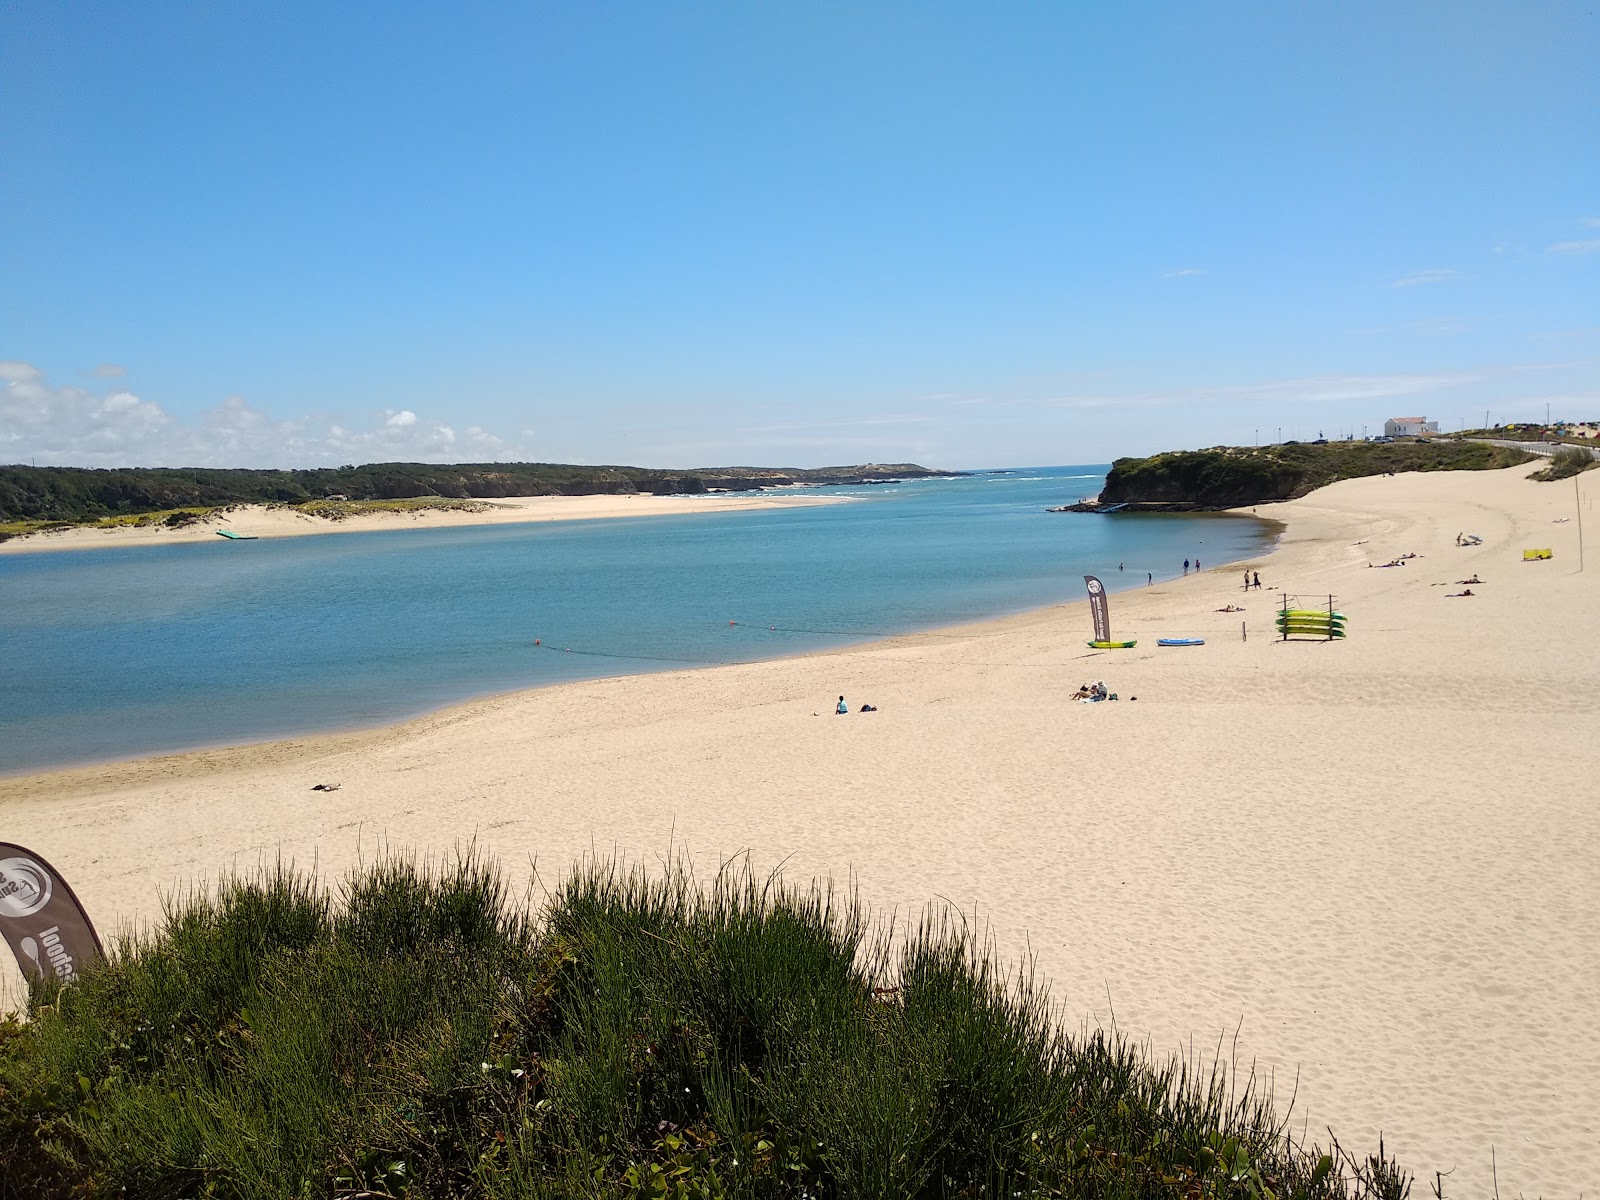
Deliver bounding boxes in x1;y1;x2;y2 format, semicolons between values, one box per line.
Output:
0;490;850;555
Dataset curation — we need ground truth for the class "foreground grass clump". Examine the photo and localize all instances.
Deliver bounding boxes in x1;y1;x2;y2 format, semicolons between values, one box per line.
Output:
0;856;1410;1199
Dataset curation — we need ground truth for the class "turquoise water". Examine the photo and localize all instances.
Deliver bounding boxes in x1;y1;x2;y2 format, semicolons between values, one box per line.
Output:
0;466;1273;774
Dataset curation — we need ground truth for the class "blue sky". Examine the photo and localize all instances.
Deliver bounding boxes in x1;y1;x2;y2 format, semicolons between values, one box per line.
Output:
3;2;1596;469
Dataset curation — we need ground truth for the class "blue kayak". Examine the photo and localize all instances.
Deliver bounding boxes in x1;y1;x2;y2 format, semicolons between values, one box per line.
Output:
1156;637;1205;647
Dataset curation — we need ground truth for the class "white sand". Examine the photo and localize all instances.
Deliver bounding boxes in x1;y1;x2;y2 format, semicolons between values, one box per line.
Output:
2;463;1596;1194
0;490;845;554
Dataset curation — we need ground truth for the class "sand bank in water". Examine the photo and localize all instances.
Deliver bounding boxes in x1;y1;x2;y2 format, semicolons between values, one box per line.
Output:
2;463;1596;1194
0;490;846;554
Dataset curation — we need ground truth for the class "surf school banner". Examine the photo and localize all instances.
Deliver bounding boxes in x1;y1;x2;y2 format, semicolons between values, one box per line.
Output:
1084;575;1111;643
0;844;104;986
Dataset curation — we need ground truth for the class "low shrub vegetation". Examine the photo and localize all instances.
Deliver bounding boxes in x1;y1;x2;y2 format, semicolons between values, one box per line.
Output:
294;496;500;521
1100;441;1534;508
1530;445;1599;482
0;855;1411;1198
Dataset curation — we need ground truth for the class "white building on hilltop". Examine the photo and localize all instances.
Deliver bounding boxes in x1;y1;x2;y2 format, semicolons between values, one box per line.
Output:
1383;416;1440;437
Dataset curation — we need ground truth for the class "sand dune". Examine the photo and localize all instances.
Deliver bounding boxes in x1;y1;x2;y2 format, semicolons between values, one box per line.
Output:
0;489;845;553
2;462;1596;1194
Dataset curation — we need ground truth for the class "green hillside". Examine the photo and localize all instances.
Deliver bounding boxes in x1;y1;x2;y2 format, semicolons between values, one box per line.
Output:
1097;440;1534;509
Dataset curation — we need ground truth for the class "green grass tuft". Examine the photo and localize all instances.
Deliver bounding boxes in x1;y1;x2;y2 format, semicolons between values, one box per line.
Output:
294;497;499;520
1529;445;1599;481
1;853;1412;1199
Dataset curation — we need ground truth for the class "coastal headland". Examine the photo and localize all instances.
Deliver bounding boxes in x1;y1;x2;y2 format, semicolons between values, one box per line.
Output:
2;461;1596;1194
1056;438;1537;511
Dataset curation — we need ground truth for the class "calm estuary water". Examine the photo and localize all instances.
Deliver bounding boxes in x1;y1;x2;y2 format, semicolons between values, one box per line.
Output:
0;466;1275;774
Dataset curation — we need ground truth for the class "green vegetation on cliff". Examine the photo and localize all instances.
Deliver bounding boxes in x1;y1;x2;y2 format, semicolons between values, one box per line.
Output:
0;855;1407;1199
1099;440;1535;508
0;462;952;532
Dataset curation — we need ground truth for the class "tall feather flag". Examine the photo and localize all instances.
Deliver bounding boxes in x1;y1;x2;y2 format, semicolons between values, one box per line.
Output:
0;843;104;987
1084;575;1112;643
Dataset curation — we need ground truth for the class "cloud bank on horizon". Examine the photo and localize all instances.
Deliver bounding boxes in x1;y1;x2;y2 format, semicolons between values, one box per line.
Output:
5;358;1592;472
1;6;1596;469
0;362;525;469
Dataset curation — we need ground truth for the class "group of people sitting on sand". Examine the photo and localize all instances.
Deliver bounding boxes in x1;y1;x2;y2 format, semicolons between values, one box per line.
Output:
1072;681;1120;703
834;696;877;714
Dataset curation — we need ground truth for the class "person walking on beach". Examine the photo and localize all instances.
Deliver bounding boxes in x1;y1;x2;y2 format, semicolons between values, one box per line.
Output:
836;695;848;715
1244;569;1251;591
1253;571;1261;590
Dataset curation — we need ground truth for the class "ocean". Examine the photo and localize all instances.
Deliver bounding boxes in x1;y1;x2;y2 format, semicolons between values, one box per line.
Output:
0;466;1274;774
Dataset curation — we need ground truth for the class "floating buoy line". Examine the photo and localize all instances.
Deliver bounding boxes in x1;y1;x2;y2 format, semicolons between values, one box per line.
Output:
724;619;982;640
531;641;740;666
528;616;1003;667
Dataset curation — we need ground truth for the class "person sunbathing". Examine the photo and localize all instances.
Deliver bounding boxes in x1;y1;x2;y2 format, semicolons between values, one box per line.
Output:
1457;575;1482;584
1215;604;1244;612
1445;588;1475;598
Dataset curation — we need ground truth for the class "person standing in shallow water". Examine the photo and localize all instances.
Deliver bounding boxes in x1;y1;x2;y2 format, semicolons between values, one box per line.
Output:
1147;572;1152;585
1183;559;1190;575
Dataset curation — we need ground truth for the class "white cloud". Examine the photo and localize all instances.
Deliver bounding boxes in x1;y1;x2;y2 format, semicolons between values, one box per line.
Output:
0;361;531;468
1547;239;1600;256
1390;268;1464;288
1164;268;1206;278
90;363;127;378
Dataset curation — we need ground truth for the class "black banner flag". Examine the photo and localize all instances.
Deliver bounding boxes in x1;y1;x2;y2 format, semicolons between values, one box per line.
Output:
1084;575;1111;643
0;843;104;987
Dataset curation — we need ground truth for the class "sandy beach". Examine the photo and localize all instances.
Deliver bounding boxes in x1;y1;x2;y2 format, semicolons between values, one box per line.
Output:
2;462;1595;1195
0;490;846;553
